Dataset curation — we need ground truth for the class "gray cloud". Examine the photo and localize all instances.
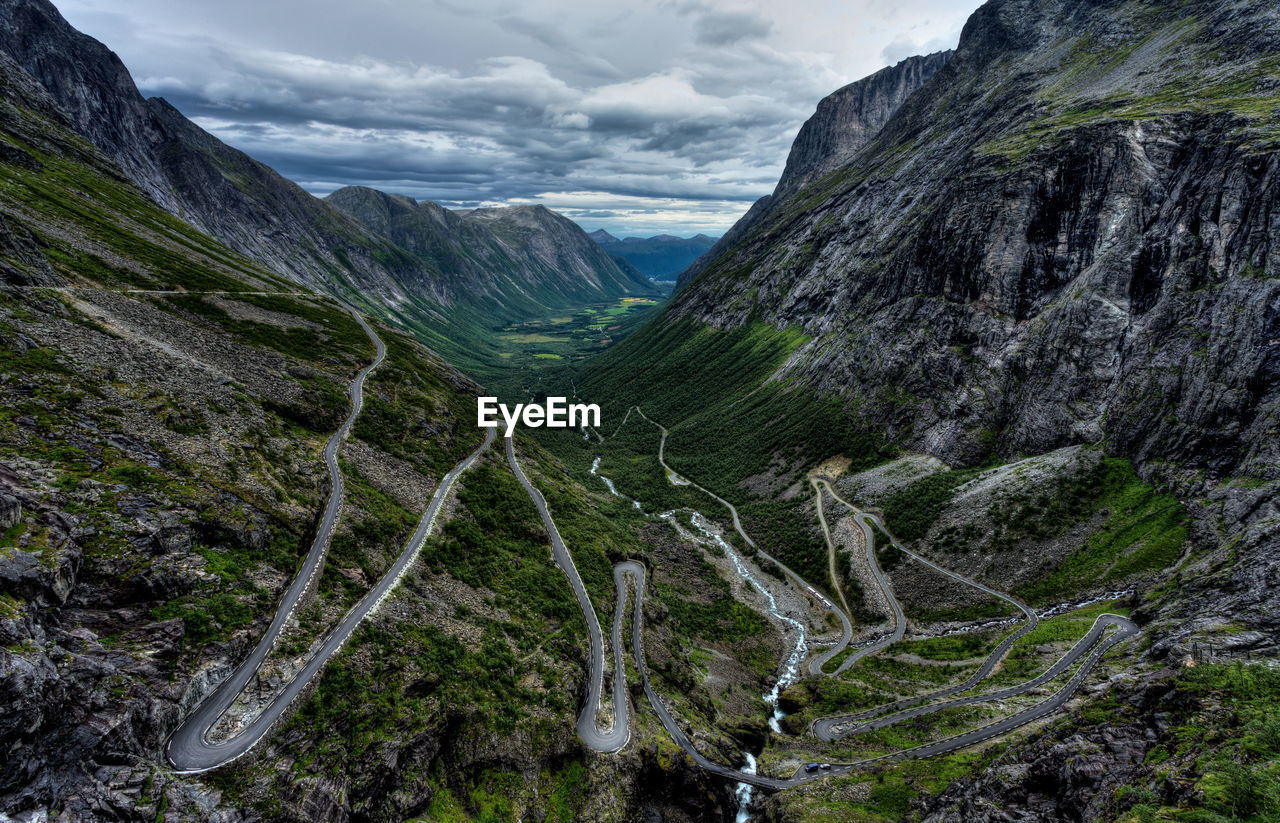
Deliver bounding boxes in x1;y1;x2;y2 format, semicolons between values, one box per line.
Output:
57;0;978;236
694;10;773;46
881;32;959;64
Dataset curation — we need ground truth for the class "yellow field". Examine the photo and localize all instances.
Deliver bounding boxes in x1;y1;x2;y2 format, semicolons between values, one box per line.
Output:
500;333;559;344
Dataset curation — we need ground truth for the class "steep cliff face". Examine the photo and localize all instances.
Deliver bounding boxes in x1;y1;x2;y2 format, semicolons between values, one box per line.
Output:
327;187;657;319
677;51;952;290
773;50;953;204
662;0;1279;484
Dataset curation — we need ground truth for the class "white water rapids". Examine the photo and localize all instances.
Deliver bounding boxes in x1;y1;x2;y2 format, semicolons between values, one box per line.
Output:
590;455;808;820
686;512;808;731
590;456;641;508
734;752;758;822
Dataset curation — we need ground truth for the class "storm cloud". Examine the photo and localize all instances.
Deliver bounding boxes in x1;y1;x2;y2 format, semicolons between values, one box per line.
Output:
56;0;975;236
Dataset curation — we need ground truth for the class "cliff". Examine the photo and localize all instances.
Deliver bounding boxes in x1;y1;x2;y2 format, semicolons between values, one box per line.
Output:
676;51;952;290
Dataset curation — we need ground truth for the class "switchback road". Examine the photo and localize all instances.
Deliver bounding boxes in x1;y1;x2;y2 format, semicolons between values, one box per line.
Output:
166;312;492;772
506;436;630;753
559;410;1138;790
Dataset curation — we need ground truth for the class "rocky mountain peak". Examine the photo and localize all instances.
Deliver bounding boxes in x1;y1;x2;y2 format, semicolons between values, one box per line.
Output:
773;50;952;202
676;49;951;290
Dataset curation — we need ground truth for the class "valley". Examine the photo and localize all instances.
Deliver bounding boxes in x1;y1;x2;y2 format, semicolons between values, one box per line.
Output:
489;296;661;374
0;0;1278;821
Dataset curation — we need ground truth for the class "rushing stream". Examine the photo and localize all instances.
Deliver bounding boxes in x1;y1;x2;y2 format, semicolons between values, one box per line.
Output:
591;455;807;821
685;512;808;731
590;456;641;508
734;753;758;823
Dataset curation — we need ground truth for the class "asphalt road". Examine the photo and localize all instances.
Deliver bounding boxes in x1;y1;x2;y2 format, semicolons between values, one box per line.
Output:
506;435;630;753
815;482;855;619
809;478;1044;736
560;411;1140;790
876;612;1137;761
165;312;493;772
808;479;901;675
597;554;1136;790
826;613;1135;740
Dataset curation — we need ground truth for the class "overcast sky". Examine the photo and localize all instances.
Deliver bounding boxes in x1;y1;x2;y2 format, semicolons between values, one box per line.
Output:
57;0;979;237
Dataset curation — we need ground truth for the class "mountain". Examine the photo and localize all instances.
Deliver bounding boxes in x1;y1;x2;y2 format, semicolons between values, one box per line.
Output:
326;187;656;318
582;0;1280;817
676;50;952;290
587;231;719;281
0;44;493;817
0;30;721;823
6;0;1280;819
0;0;438;306
0;0;657;350
604;0;1279;476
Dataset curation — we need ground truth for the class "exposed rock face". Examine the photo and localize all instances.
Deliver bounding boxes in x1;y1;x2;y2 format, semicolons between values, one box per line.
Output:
677;51;952;290
773;51;953;204
327;187;657;316
0;467;248;822
667;0;1280;484
920;723;1159;822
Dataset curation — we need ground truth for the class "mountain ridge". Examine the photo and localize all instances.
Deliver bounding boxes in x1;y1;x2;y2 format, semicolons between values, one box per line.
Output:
0;0;655;332
325;186;656;319
676;50;953;290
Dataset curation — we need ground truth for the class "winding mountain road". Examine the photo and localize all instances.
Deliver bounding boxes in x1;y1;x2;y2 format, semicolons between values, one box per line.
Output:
633;408;846;620
558;408;1138;790
588;531;1135;790
807;479;900;675
166;312;493;772
506;435;630;753
809;477;1040;698
821;612;1134;740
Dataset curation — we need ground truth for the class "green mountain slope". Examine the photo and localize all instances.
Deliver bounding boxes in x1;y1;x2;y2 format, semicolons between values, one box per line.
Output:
0;45;741;823
0;0;660;374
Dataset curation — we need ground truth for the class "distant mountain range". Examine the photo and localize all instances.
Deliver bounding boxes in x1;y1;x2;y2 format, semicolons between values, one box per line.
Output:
587;229;717;281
